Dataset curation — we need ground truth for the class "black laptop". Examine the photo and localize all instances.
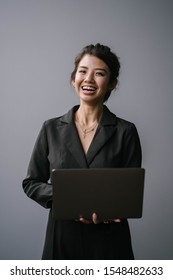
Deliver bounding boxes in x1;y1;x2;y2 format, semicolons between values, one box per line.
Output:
51;168;145;220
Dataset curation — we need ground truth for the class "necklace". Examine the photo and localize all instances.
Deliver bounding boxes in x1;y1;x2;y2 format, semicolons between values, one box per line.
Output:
76;120;97;139
75;109;103;139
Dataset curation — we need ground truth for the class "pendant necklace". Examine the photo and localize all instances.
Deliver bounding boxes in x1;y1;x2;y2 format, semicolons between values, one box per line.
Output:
76;121;97;139
75;113;99;139
75;109;103;139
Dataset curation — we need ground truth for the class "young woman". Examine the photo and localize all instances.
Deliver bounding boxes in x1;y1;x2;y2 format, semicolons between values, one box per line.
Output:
23;43;142;259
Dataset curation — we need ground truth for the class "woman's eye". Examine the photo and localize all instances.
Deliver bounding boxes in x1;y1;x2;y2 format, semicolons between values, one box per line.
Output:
96;72;104;76
78;70;86;74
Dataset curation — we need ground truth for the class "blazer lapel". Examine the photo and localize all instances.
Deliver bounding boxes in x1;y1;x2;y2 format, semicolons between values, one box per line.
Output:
56;106;117;168
86;106;117;165
56;106;89;168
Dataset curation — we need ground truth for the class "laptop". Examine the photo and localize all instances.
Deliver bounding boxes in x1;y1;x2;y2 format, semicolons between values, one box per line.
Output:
51;168;145;220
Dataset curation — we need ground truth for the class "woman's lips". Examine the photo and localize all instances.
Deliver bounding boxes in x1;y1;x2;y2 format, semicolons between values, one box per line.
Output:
82;86;96;94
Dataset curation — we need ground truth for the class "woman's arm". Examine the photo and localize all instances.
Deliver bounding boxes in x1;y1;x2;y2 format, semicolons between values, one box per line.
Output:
22;122;52;208
121;123;142;168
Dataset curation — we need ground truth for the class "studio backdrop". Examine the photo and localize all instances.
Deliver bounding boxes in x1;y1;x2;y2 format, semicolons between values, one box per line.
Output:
1;0;173;259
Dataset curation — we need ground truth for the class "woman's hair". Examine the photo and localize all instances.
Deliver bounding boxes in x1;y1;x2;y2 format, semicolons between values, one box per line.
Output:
71;43;120;102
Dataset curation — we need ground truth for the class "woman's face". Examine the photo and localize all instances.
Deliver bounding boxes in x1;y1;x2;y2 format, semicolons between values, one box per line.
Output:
72;54;112;105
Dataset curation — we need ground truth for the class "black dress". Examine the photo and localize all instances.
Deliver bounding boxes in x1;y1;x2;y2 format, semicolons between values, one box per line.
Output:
23;105;142;259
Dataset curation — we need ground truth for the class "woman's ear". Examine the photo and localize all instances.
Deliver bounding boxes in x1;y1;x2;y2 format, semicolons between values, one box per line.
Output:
72;80;75;88
108;79;118;91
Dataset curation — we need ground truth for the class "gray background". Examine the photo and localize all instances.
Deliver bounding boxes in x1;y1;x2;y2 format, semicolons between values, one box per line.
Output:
1;0;173;260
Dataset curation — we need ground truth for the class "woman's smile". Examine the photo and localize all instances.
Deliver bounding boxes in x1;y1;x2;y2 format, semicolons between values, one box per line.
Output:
81;85;97;95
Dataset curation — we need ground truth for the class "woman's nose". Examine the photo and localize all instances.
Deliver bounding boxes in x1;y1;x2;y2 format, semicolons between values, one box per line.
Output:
84;72;95;83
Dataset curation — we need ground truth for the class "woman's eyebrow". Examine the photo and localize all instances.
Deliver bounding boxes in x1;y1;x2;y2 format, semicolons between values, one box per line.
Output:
78;66;88;69
95;68;108;73
79;66;108;73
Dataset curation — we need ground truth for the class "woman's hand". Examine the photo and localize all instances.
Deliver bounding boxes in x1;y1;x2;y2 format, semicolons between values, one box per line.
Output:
111;219;121;223
79;213;98;224
79;213;121;224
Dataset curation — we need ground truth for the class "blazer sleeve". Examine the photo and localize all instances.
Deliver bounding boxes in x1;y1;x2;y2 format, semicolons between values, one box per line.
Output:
121;123;142;168
22;122;52;208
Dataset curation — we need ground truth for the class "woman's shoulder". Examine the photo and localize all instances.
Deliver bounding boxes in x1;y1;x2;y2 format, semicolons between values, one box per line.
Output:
43;116;63;127
116;116;135;129
42;106;78;128
104;106;136;129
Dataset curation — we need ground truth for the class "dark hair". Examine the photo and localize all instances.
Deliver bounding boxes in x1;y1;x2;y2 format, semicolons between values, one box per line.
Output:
71;43;120;102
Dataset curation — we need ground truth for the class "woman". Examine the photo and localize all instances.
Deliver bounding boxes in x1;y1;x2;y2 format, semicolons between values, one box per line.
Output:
23;43;142;259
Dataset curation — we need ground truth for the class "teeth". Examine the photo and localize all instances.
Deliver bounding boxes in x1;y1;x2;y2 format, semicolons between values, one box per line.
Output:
82;86;95;91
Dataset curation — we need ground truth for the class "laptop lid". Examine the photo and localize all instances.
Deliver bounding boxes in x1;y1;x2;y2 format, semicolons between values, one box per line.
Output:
51;168;145;220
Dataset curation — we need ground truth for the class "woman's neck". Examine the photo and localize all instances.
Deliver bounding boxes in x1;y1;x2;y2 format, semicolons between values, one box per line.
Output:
76;103;103;127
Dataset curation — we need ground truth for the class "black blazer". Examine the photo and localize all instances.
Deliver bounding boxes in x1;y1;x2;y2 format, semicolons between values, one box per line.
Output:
23;105;142;260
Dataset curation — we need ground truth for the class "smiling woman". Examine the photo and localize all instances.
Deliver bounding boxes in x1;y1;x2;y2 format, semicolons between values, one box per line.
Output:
72;55;111;104
23;43;142;260
71;44;120;103
71;54;114;153
71;44;120;154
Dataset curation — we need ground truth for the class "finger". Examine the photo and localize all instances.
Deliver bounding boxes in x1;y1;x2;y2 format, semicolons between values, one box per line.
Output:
92;213;99;224
112;219;121;223
79;217;92;224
